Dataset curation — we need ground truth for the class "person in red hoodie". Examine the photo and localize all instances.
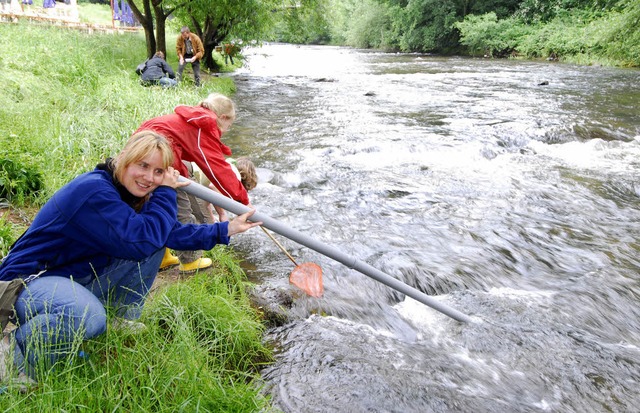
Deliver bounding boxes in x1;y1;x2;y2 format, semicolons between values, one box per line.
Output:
136;93;251;273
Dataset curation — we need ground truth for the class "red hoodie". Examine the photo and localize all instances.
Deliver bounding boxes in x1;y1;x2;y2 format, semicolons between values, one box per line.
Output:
137;105;250;205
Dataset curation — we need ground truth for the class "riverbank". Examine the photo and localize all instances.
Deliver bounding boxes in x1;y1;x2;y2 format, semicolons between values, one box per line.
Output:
0;22;275;411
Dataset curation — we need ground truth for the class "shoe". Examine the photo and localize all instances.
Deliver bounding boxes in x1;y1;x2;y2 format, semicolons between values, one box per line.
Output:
159;248;180;271
0;335;37;394
111;318;147;334
179;257;213;274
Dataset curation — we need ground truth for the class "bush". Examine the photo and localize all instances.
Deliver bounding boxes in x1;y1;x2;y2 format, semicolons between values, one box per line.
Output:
455;13;529;57
0;157;44;205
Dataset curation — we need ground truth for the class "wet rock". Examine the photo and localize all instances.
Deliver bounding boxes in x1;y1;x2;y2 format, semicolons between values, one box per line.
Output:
248;284;295;328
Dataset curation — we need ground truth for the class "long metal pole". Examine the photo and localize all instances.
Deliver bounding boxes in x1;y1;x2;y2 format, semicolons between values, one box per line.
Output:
178;179;474;323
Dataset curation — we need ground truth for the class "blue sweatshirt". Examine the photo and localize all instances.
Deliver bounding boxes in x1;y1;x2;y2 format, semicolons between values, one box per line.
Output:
0;168;229;281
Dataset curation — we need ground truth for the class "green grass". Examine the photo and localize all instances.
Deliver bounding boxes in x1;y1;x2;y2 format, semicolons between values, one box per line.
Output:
0;22;272;411
76;2;114;26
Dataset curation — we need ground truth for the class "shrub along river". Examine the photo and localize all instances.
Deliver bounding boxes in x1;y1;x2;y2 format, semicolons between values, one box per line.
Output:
222;43;640;412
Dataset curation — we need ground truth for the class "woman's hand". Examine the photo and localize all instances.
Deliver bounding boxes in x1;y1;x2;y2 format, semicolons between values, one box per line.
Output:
228;208;262;236
214;205;229;222
161;167;191;189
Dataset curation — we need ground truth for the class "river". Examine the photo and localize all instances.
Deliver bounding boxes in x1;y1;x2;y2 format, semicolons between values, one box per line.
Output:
222;44;640;412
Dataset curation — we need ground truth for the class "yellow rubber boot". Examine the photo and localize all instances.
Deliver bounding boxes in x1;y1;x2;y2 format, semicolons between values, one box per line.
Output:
179;257;213;274
159;248;180;271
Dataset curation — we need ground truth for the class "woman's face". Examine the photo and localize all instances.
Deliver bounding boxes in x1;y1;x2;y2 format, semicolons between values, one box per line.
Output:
218;113;235;134
121;149;166;197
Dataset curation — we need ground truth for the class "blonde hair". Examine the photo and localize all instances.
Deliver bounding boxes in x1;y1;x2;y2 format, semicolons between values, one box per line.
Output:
113;131;174;208
199;93;236;125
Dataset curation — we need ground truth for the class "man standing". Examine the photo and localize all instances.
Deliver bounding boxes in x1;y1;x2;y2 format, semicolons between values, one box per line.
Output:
176;26;204;86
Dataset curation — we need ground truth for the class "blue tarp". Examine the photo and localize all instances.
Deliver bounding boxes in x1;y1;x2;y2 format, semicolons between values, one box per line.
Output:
113;0;136;25
112;0;120;20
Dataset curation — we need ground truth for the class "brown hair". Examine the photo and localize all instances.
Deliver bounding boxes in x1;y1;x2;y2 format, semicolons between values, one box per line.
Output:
236;157;257;191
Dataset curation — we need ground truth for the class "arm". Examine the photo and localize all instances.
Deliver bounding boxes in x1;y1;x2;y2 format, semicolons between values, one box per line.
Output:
193;35;205;62
68;185;179;261
163;60;176;78
194;138;250;205
176;37;184;64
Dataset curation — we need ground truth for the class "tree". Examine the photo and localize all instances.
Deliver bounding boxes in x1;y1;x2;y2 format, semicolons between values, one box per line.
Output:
126;0;276;70
172;0;275;70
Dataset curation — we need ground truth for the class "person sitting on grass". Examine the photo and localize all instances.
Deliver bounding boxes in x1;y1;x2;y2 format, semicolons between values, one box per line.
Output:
140;51;177;88
0;130;262;385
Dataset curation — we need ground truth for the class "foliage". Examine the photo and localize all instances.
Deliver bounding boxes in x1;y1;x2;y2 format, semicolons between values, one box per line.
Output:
464;0;522;19
129;0;276;70
343;0;395;49
321;0;638;66
595;0;640;66
515;0;618;23
0;157;44;205
0;214;15;257
0;254;273;411
270;0;333;44
394;0;459;52
455;13;527;57
515;10;595;58
454;1;640;66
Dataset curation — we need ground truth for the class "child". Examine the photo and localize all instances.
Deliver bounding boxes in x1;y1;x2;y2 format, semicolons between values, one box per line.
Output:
192;157;258;223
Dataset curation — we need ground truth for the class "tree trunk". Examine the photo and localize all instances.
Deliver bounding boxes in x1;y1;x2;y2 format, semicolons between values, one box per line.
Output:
127;0;155;58
152;3;169;57
201;16;225;72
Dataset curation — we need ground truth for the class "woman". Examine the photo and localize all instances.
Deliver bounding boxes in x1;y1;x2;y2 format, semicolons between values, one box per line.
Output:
136;93;251;273
0;130;261;381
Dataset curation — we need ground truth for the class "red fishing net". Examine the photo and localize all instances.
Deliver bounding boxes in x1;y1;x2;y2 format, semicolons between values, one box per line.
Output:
289;262;324;297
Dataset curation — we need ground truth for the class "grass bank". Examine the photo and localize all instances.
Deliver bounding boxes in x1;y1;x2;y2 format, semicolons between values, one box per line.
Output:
0;22;273;411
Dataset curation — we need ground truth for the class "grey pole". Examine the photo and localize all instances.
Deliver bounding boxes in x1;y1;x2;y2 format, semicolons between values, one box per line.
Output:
178;178;474;323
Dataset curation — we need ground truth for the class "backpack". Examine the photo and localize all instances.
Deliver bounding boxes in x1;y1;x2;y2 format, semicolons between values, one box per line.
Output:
0;279;24;331
135;60;148;76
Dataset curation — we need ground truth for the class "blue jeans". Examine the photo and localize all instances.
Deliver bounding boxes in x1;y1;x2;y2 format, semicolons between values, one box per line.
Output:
158;77;178;88
12;248;164;375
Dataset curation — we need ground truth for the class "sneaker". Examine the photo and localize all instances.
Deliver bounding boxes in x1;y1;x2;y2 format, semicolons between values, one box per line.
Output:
159;248;180;271
179;257;213;274
0;336;37;393
15;372;36;394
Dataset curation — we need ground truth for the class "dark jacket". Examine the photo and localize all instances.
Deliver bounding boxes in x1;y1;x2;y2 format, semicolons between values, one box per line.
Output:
0;167;230;281
141;56;175;82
